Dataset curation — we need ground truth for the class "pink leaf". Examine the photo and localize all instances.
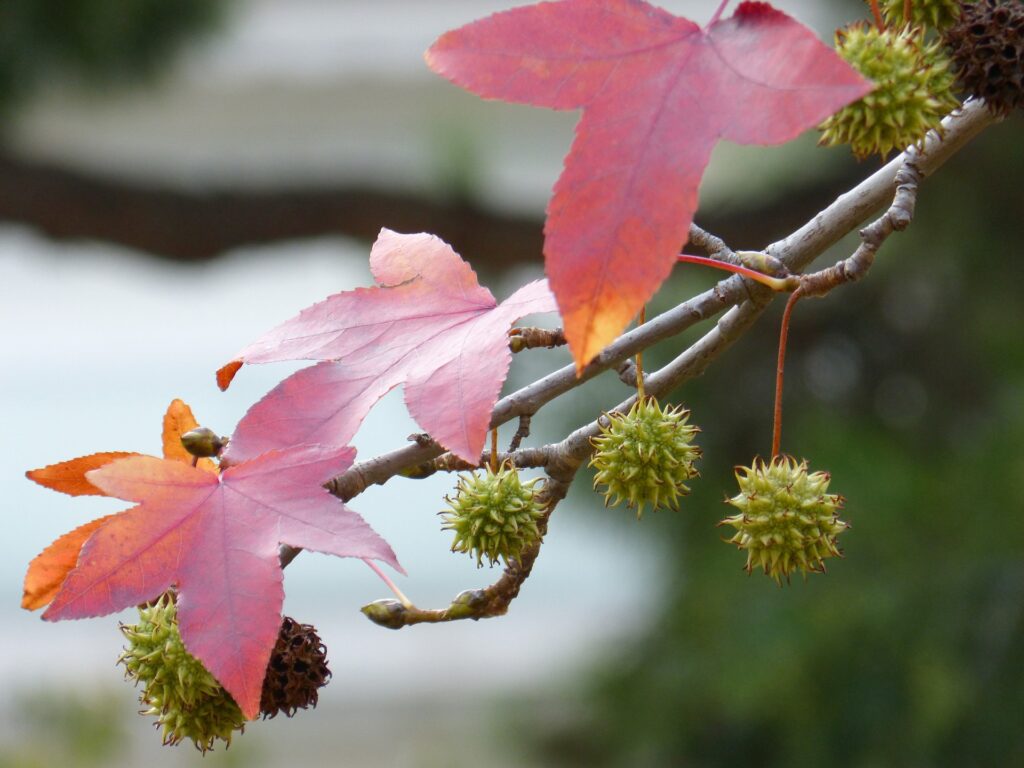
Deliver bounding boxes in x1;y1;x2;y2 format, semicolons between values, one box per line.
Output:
43;446;400;719
426;0;872;370
220;230;557;463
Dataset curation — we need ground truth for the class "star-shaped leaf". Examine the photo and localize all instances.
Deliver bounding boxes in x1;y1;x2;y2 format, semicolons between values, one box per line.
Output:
426;0;872;369
41;445;399;719
217;229;557;463
23;399;212;609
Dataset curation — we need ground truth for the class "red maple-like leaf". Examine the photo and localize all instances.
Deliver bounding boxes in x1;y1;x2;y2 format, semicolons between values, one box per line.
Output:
217;229;557;464
426;0;873;370
23;399;215;610
42;445;400;719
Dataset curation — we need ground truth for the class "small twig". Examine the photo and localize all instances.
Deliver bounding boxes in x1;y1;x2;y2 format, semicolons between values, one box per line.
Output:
509;327;567;353
361;466;577;628
399;446;550;480
508;414;532;452
800;156;922;298
772;288;804;458
687;222;732;259
489;429;498;473
904;0;912;24
617;358;638;388
636;306;646;400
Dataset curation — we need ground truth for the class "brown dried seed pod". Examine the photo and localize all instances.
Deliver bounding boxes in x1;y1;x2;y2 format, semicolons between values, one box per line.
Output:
944;0;1024;115
259;617;331;719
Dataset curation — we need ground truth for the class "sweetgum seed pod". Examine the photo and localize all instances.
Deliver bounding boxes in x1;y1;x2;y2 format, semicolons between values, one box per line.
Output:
819;22;960;159
719;456;849;585
118;594;246;752
589;397;701;518
882;0;974;31
259;616;331;719
440;464;545;567
944;0;1024;115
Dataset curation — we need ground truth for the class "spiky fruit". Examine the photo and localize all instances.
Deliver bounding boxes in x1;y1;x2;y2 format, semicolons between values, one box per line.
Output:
118;594;246;752
819;23;959;158
882;0;973;30
719;456;849;585
589;397;701;518
260;617;331;719
945;0;1024;115
441;464;545;567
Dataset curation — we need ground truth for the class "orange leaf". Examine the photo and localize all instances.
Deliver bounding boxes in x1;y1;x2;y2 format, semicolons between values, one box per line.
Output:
161;399;218;472
162;398;200;462
45;447;399;718
26;452;139;496
217;360;243;391
22;513;121;610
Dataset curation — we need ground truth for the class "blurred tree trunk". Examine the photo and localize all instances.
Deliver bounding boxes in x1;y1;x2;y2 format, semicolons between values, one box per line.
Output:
0;149;864;264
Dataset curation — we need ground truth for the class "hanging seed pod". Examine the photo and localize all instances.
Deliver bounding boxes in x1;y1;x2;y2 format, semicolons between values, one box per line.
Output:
589;397;701;518
720;456;849;585
819;23;959;158
440;464;545;567
259;617;331;719
118;594;246;752
944;0;1024;115
882;0;974;31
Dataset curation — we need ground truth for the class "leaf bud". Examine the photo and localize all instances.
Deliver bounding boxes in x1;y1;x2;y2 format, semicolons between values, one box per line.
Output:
180;427;226;458
361;599;408;630
447;588;487;619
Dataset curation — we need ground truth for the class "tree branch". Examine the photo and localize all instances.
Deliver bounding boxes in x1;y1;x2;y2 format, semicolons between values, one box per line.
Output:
360;462;578;629
329;100;998;504
303;101;1003;622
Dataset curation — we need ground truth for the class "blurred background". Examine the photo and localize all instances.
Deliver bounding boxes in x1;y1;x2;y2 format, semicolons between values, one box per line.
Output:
1;1;1022;766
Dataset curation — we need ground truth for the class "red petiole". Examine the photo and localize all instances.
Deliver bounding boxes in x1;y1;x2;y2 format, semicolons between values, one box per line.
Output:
677;253;795;292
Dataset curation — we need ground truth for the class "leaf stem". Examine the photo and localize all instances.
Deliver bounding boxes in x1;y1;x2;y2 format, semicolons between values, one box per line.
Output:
904;0;912;24
708;0;731;27
772;287;804;458
363;559;413;608
490;428;499;473
869;0;885;29
636;306;646;400
677;253;795;292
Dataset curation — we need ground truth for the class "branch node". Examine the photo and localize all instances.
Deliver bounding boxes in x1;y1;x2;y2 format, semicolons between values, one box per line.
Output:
508;326;567;352
508;414;533;452
617;358;639;387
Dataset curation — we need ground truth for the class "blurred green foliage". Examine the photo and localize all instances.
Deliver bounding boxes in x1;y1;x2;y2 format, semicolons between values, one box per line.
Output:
0;0;226;117
526;116;1024;767
0;689;124;767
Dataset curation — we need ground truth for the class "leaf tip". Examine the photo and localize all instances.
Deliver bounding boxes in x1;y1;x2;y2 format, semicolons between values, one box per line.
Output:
21;592;42;612
217;360;243;391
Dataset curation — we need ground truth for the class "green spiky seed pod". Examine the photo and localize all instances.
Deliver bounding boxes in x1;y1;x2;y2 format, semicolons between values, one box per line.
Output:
441;464;545;567
882;0;974;31
260;617;331;719
719;456;849;585
944;0;1024;115
589;397;701;518
119;594;246;752
819;23;960;158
